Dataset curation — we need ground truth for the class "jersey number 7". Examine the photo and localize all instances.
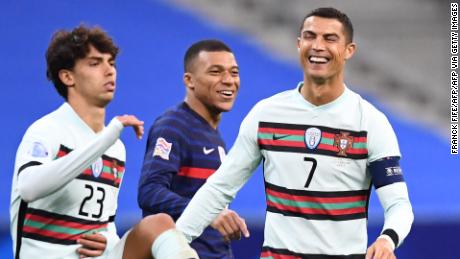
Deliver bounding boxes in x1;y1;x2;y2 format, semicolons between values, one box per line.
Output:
304;157;317;188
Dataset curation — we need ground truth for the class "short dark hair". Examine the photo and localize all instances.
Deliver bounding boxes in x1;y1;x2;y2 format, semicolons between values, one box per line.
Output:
184;39;232;72
46;25;119;100
299;7;354;43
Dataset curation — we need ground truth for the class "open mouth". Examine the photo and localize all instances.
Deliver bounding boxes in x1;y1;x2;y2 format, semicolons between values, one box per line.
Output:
308;55;330;64
217;90;234;98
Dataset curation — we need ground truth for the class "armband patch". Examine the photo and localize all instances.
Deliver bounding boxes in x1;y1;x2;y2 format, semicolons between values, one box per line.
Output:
369;156;404;189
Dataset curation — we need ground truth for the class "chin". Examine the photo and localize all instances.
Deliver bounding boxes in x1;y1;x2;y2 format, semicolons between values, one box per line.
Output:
97;97;114;107
217;103;234;112
307;71;330;81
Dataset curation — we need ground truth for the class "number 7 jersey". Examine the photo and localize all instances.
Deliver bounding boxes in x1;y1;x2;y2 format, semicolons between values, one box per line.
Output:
10;103;125;259
177;83;407;258
251;85;401;257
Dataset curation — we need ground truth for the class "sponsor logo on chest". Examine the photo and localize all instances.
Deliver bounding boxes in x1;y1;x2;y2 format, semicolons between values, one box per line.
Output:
203;147;215;155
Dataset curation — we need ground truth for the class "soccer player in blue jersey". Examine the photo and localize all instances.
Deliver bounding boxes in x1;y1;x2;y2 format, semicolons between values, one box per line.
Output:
10;25;198;259
138;40;249;258
176;7;414;259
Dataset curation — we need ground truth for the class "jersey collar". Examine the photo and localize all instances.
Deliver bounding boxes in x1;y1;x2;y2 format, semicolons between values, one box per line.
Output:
295;81;350;111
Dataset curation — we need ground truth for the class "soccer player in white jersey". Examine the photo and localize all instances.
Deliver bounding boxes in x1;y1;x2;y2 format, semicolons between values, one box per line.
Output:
176;7;414;259
10;25;198;259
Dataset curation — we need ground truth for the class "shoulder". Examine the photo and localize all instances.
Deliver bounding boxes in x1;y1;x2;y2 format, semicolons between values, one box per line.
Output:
349;91;401;159
22;108;64;140
251;89;296;114
346;89;390;125
152;105;191;128
147;105;191;143
108;139;126;161
261;89;296;105
16;107;65;165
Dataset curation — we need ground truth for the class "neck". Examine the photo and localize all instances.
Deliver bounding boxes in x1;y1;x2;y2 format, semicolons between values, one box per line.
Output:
301;74;345;106
185;98;221;129
67;97;106;133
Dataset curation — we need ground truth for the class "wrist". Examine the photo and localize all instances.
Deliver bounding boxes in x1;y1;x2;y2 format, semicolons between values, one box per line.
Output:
377;234;395;251
110;117;124;130
381;228;399;249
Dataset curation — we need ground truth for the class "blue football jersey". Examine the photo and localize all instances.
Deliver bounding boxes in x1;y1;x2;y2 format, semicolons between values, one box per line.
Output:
138;102;232;259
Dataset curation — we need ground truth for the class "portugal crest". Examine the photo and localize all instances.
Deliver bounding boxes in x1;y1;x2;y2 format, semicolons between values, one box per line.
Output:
333;132;354;156
305;127;322;149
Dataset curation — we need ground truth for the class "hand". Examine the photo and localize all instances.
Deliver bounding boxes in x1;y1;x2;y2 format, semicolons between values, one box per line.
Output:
210;208;250;243
366;237;396;259
76;233;107;258
116;115;144;139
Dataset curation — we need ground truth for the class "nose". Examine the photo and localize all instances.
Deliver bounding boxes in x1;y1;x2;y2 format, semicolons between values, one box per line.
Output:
221;71;234;85
104;62;116;76
312;38;325;51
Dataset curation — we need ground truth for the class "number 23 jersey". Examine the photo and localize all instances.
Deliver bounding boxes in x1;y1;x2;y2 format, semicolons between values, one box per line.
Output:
10;103;125;259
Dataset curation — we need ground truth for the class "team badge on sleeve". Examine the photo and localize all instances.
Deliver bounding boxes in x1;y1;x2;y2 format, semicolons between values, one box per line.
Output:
153;137;172;160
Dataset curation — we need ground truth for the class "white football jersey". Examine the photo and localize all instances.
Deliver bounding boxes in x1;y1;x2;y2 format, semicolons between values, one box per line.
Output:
252;85;399;257
10;103;125;259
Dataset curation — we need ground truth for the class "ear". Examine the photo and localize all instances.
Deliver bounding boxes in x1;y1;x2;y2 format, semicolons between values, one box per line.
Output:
58;69;75;87
344;42;356;60
296;37;301;52
183;72;194;90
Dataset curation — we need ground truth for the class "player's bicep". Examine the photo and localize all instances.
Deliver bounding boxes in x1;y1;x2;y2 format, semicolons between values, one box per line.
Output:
140;126;184;185
15;134;60;201
369;156;405;189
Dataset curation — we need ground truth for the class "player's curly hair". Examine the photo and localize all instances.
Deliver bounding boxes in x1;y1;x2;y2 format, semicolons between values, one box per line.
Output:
300;7;354;44
46;25;119;100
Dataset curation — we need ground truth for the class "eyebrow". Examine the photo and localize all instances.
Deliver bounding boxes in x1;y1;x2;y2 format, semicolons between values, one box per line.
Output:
208;64;239;70
85;56;114;62
302;30;340;38
324;33;339;38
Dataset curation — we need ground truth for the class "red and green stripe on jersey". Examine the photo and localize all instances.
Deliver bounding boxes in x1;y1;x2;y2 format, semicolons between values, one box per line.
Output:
258;122;368;159
265;182;369;221
56;145;125;188
260;246;365;259
22;207;109;245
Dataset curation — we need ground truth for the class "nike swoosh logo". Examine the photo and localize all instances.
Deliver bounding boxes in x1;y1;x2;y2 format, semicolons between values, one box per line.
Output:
273;134;290;140
203;147;215;155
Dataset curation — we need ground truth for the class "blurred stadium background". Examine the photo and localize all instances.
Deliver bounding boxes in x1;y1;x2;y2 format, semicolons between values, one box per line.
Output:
1;0;458;258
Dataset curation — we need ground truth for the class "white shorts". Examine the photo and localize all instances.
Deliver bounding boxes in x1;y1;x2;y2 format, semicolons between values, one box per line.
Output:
104;230;130;259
